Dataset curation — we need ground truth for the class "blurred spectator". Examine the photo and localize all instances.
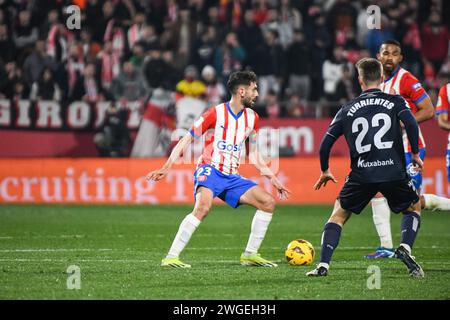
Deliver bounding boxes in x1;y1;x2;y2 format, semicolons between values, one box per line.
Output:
88;0;115;44
70;63;106;103
39;9;60;40
66;43;85;98
286;29;311;101
264;89;280;119
254;0;269;26
278;0;302;49
252;29;284;102
13;10;38;64
326;0;358;39
94;104;131;157
162;8;197;71
129;43;146;70
127;12;145;49
46;23;74;64
103;19;126;58
237;9;265;68
201;65;225;107
214;32;246;84
191;25;218;72
96;40;121;91
135;24;159;53
285;93;307;118
80;29;102;62
308;13;331;101
22;40;58;87
322;46;352;102
111;61;148;103
0;24;15;63
334;64;358;104
176;65;206;99
400;14;422;76
30;67;61;102
1;61;29;99
421;10;449;74
143;43;168;91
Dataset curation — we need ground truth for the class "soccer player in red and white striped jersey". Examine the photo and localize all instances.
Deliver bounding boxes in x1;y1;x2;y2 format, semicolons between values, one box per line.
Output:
147;71;291;268
436;76;450;191
367;40;450;259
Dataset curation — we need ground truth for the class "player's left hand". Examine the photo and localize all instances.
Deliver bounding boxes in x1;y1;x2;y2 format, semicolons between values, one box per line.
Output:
314;170;338;190
270;176;292;200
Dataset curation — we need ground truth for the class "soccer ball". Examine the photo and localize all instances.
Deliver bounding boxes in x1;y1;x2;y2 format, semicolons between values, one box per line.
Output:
285;239;315;266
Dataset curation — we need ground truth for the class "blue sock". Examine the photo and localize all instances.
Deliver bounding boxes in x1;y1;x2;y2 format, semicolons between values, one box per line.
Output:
320;222;342;265
400;212;421;250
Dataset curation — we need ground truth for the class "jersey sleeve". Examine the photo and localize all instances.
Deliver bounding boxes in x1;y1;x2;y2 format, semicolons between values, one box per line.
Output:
249;111;260;145
400;72;428;105
436;85;449;115
326;108;344;139
189;107;216;139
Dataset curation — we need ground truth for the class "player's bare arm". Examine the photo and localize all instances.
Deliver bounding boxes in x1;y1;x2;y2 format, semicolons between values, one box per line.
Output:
314;169;338;190
414;96;435;123
438;112;450;131
146;134;194;182
248;131;291;199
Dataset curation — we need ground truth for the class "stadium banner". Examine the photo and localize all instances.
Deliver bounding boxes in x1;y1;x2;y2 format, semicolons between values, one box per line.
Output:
0;158;448;204
0;99;448;157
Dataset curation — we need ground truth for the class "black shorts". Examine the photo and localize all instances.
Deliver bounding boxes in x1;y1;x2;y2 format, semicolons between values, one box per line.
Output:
338;177;420;214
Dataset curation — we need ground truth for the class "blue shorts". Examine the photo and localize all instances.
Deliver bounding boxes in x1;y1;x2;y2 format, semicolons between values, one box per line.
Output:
193;165;258;208
446;150;450;182
405;148;426;190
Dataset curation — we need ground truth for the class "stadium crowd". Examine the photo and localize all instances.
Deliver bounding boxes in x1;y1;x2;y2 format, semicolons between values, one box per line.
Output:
0;0;449;120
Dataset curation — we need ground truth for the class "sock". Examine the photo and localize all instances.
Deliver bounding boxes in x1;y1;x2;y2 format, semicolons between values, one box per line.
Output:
423;194;450;211
166;213;201;259
319;222;342;265
244;210;273;255
371;197;393;248
400;212;421;251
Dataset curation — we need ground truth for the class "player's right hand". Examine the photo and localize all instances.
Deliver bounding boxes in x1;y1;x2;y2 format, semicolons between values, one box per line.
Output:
313;170;338;190
146;168;169;182
411;153;423;172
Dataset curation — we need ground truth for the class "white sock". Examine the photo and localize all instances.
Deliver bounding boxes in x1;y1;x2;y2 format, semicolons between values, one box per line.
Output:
166;213;201;259
423;194;450;211
318;262;329;270
399;243;412;254
371;197;393;249
244;210;273;255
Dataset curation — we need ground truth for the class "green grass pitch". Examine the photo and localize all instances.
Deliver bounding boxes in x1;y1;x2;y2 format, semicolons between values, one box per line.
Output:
0;204;449;300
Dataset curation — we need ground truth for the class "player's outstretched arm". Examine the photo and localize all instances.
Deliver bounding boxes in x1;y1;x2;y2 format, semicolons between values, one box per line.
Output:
415;96;435;123
314;131;339;190
146;134;194;182
437;112;450;131
248;133;292;200
314;169;338;190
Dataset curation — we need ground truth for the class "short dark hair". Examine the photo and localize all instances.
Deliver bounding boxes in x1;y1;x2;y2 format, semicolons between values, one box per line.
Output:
227;71;257;94
356;58;383;84
380;39;402;52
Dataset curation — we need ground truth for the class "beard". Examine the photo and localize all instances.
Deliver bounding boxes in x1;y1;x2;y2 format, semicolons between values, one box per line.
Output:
383;62;397;75
243;97;255;108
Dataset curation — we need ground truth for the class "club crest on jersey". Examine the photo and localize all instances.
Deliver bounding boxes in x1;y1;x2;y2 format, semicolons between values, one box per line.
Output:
406;163;420;177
